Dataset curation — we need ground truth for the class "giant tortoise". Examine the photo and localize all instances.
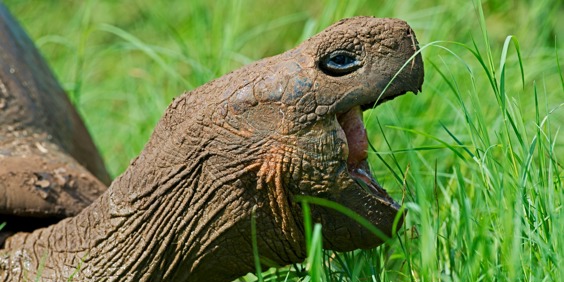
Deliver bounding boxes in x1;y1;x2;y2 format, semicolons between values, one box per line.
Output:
0;4;424;281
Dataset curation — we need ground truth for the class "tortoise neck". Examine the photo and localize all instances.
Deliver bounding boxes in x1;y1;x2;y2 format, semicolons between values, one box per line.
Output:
1;141;261;281
1;93;309;281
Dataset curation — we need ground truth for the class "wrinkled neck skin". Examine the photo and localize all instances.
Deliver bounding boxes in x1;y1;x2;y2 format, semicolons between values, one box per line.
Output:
0;51;316;282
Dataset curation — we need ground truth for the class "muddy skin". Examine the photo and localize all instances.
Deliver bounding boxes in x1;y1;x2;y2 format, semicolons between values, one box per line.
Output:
0;5;424;281
0;4;109;245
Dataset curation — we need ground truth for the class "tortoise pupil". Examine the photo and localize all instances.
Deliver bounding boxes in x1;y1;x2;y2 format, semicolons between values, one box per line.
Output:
333;55;346;64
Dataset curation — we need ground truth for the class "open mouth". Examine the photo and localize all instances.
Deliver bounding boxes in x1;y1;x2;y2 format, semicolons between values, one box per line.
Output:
337;105;400;209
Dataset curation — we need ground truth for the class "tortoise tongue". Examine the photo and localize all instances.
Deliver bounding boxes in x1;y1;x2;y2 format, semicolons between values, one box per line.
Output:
337;107;397;205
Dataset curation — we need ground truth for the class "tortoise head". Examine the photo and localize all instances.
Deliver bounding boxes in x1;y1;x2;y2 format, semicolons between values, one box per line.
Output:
218;16;424;251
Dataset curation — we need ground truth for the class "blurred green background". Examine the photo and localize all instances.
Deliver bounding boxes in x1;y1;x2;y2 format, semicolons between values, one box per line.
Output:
3;0;563;281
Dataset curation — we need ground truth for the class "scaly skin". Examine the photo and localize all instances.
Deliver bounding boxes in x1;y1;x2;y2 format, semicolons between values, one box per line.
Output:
0;15;424;281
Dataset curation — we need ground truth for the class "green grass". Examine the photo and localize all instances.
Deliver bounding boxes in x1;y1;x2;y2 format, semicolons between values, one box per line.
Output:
4;0;563;281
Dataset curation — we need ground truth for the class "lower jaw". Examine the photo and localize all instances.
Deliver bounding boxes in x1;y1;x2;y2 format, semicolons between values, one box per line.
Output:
348;161;400;209
337;106;399;209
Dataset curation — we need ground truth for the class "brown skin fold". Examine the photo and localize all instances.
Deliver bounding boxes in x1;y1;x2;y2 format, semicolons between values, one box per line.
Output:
0;5;424;282
0;3;109;244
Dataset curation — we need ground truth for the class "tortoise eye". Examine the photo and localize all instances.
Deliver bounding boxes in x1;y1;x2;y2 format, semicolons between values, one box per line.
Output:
319;50;361;76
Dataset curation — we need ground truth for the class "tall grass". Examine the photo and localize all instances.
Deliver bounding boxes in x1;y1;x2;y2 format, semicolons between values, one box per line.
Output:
4;0;563;281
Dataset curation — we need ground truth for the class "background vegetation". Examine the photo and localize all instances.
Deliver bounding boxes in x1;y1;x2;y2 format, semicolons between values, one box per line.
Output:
4;0;563;281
